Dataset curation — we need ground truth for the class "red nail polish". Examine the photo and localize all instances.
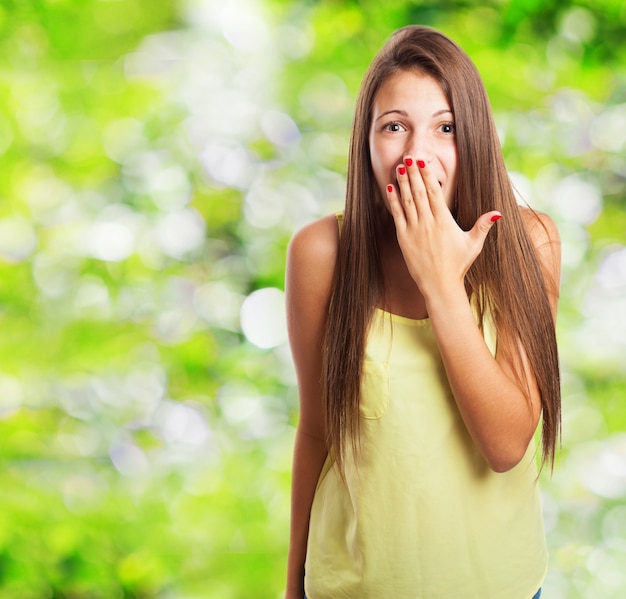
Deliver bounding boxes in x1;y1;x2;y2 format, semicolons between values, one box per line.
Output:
491;214;502;222
387;184;394;193
398;166;406;175
417;160;426;169
404;157;413;167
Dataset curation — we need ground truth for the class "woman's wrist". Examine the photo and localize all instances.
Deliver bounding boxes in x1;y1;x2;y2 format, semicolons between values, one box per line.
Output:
421;278;468;313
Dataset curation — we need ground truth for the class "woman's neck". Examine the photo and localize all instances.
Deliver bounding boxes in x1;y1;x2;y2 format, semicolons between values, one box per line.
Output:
378;229;428;320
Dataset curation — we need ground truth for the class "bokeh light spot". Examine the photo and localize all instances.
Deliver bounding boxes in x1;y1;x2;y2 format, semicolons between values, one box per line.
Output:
240;287;286;349
0;216;37;262
87;221;135;262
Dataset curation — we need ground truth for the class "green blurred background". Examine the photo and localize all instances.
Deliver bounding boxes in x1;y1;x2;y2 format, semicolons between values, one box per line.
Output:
0;0;625;597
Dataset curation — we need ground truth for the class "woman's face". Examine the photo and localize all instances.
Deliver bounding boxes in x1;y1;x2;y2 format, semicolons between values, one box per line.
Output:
369;70;458;211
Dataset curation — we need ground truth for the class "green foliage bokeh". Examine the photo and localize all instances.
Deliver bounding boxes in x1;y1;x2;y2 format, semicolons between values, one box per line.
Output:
0;0;625;597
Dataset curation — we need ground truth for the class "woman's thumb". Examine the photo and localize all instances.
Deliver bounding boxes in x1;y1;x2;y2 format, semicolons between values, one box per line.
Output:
470;212;502;245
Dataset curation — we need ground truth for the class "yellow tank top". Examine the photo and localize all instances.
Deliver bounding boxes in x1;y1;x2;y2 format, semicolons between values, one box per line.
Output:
304;216;547;598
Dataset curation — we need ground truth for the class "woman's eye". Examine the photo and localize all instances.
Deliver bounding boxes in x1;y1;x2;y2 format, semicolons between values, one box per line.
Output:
383;122;405;133
440;122;456;134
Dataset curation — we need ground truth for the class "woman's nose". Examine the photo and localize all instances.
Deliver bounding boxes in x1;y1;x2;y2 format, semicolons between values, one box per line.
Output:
408;133;433;161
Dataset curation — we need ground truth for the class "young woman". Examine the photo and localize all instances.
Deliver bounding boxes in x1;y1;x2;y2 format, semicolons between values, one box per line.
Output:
285;25;560;599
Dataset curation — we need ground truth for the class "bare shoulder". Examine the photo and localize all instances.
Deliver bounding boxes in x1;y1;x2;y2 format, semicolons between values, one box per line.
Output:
287;214;340;290
518;206;561;302
518;206;561;249
285;214;340;320
286;216;340;442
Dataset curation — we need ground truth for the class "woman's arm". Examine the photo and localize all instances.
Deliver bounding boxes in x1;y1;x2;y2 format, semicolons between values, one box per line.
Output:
284;216;338;598
425;210;561;472
388;158;561;472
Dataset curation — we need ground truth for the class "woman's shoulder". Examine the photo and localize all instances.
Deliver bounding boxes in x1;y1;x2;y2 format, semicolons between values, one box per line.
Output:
286;214;340;303
518;206;561;300
287;214;340;273
518;206;561;249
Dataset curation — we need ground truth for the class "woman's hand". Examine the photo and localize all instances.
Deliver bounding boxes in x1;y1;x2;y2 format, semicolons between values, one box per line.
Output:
387;157;560;472
386;156;500;300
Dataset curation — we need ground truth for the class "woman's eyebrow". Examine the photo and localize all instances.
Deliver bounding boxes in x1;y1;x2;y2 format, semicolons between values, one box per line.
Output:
375;109;408;121
375;108;454;122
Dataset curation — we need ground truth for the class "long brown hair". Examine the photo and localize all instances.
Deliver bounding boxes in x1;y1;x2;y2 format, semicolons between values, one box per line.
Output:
323;25;560;475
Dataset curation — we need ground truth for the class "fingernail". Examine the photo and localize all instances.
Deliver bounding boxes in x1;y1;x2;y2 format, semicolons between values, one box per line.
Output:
387;184;394;193
404;157;413;167
491;214;502;222
398;166;406;175
417;160;426;169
